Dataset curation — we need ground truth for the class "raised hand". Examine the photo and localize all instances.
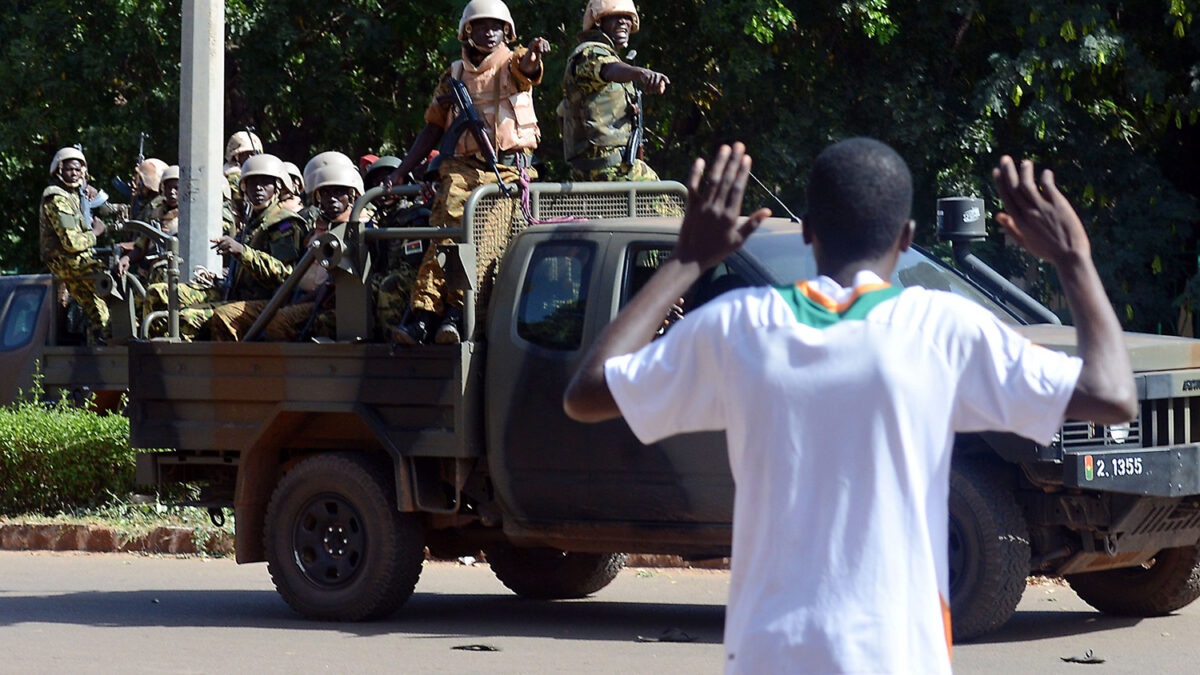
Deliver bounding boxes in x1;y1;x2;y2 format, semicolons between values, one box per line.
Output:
992;156;1090;265
674;143;772;270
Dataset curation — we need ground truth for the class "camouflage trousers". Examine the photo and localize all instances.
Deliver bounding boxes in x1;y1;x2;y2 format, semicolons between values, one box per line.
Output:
373;263;418;341
210;300;334;342
414;157;532;321
48;256;108;343
141;281;225;341
570;157;660;182
570;158;682;218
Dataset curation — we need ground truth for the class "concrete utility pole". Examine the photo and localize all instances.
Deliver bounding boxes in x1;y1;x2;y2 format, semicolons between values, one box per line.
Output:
178;0;224;278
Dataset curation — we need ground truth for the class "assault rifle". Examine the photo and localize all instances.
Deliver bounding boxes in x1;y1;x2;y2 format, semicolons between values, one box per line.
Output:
111;132;147;215
623;51;645;165
427;78;514;196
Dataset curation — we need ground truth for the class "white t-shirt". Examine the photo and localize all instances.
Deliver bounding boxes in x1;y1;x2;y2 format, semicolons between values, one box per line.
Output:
605;271;1082;675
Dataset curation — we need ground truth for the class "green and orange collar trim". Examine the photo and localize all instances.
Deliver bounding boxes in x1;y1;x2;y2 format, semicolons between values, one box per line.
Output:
774;281;902;328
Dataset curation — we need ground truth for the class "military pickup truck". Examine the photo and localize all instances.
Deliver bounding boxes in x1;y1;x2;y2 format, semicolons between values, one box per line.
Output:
11;181;1200;641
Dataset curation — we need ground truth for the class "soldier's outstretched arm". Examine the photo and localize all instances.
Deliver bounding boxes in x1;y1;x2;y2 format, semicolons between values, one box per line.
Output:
992;156;1137;424
519;37;552;78
600;62;669;94
564;143;770;422
387;124;444;186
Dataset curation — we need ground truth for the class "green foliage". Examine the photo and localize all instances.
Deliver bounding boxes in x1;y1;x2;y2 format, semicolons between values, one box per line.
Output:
0;395;136;515
0;0;1198;333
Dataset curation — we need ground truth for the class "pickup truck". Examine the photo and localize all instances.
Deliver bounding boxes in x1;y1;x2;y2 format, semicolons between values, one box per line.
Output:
11;181;1200;641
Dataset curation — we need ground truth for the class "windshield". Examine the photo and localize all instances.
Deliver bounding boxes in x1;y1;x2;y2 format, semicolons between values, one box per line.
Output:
740;229;1023;325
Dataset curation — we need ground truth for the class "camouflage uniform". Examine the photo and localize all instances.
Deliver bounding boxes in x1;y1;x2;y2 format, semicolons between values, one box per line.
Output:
210;299;335;342
39;182;123;342
560;31;658;183
370;203;429;337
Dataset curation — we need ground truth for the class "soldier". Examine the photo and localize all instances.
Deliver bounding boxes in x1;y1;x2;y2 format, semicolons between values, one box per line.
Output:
364;155;430;339
386;0;551;345
39;147;127;344
210;162;365;341
223;130;264;228
559;0;668;182
300;151;357;226
120;164;180;284
280;161;306;213
132;158;169;222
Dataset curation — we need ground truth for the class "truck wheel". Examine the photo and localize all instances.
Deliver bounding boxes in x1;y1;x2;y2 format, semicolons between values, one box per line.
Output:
1066;544;1200;616
264;452;424;621
485;545;625;599
948;458;1030;641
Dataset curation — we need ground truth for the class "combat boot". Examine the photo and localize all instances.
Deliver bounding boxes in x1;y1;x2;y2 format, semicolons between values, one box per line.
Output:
434;307;463;345
392;309;439;346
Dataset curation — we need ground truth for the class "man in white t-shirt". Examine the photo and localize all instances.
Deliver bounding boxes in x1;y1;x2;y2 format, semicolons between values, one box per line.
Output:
562;140;1137;674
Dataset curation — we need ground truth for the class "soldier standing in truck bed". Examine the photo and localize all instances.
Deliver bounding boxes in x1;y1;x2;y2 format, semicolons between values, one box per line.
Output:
559;0;669;182
385;0;551;346
39;147;128;344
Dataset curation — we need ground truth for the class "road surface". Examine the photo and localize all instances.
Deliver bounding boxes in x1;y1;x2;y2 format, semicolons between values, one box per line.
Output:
1;552;1198;673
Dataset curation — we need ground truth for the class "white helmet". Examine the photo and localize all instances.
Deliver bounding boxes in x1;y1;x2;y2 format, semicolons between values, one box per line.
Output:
224;131;264;162
583;0;640;33
458;0;516;42
239;153;288;189
281;161;305;196
161;165;180;184
302;151;355;194
309;163;365;198
49;146;87;176
136;158;170;192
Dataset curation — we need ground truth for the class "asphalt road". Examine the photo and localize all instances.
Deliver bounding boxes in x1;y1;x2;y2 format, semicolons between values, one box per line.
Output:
1;551;1198;674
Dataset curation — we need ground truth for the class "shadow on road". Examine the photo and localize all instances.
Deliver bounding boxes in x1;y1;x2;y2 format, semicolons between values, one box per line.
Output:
963;609;1142;645
0;589;725;645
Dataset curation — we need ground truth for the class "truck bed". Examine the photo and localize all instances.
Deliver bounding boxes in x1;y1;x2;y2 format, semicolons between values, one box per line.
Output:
128;341;483;458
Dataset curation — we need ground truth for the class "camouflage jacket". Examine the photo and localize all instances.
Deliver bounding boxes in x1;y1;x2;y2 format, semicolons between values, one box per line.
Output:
558;30;636;166
232;200;307;300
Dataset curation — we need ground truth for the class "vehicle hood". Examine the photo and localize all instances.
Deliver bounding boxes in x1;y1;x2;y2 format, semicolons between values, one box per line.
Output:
1016;324;1200;372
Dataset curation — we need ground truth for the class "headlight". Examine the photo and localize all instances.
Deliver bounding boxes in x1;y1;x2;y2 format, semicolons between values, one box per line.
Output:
1107;423;1130;444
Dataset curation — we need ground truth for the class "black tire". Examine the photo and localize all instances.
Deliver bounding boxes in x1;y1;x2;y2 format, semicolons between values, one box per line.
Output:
948;458;1030;642
485;545;625;599
1066;544;1200;616
264;452;425;621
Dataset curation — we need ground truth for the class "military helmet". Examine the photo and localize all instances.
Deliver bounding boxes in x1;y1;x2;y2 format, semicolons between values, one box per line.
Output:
458;0;516;42
161;165;180;184
49;146;87;175
224;131;263;162
583;0;640;33
364;155;402;185
309;163;365;198
281;161;305;196
239;153;288;189
136;158;170;192
302;151;355;193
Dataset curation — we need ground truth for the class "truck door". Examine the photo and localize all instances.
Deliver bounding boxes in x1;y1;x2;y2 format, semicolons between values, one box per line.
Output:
486;230;758;527
0;277;53;405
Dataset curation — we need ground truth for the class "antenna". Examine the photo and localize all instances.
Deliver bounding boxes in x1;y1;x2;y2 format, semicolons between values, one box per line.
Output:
748;170;800;223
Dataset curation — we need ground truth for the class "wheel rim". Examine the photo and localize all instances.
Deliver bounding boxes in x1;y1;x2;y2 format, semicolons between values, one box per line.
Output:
292;493;367;589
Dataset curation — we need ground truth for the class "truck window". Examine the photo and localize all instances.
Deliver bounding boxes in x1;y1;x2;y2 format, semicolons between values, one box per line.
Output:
622;245;750;311
516;242;596;350
0;286;44;350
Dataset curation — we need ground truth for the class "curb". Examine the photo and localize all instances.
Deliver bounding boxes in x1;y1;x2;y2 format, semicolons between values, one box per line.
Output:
0;523;233;556
0;523;730;569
